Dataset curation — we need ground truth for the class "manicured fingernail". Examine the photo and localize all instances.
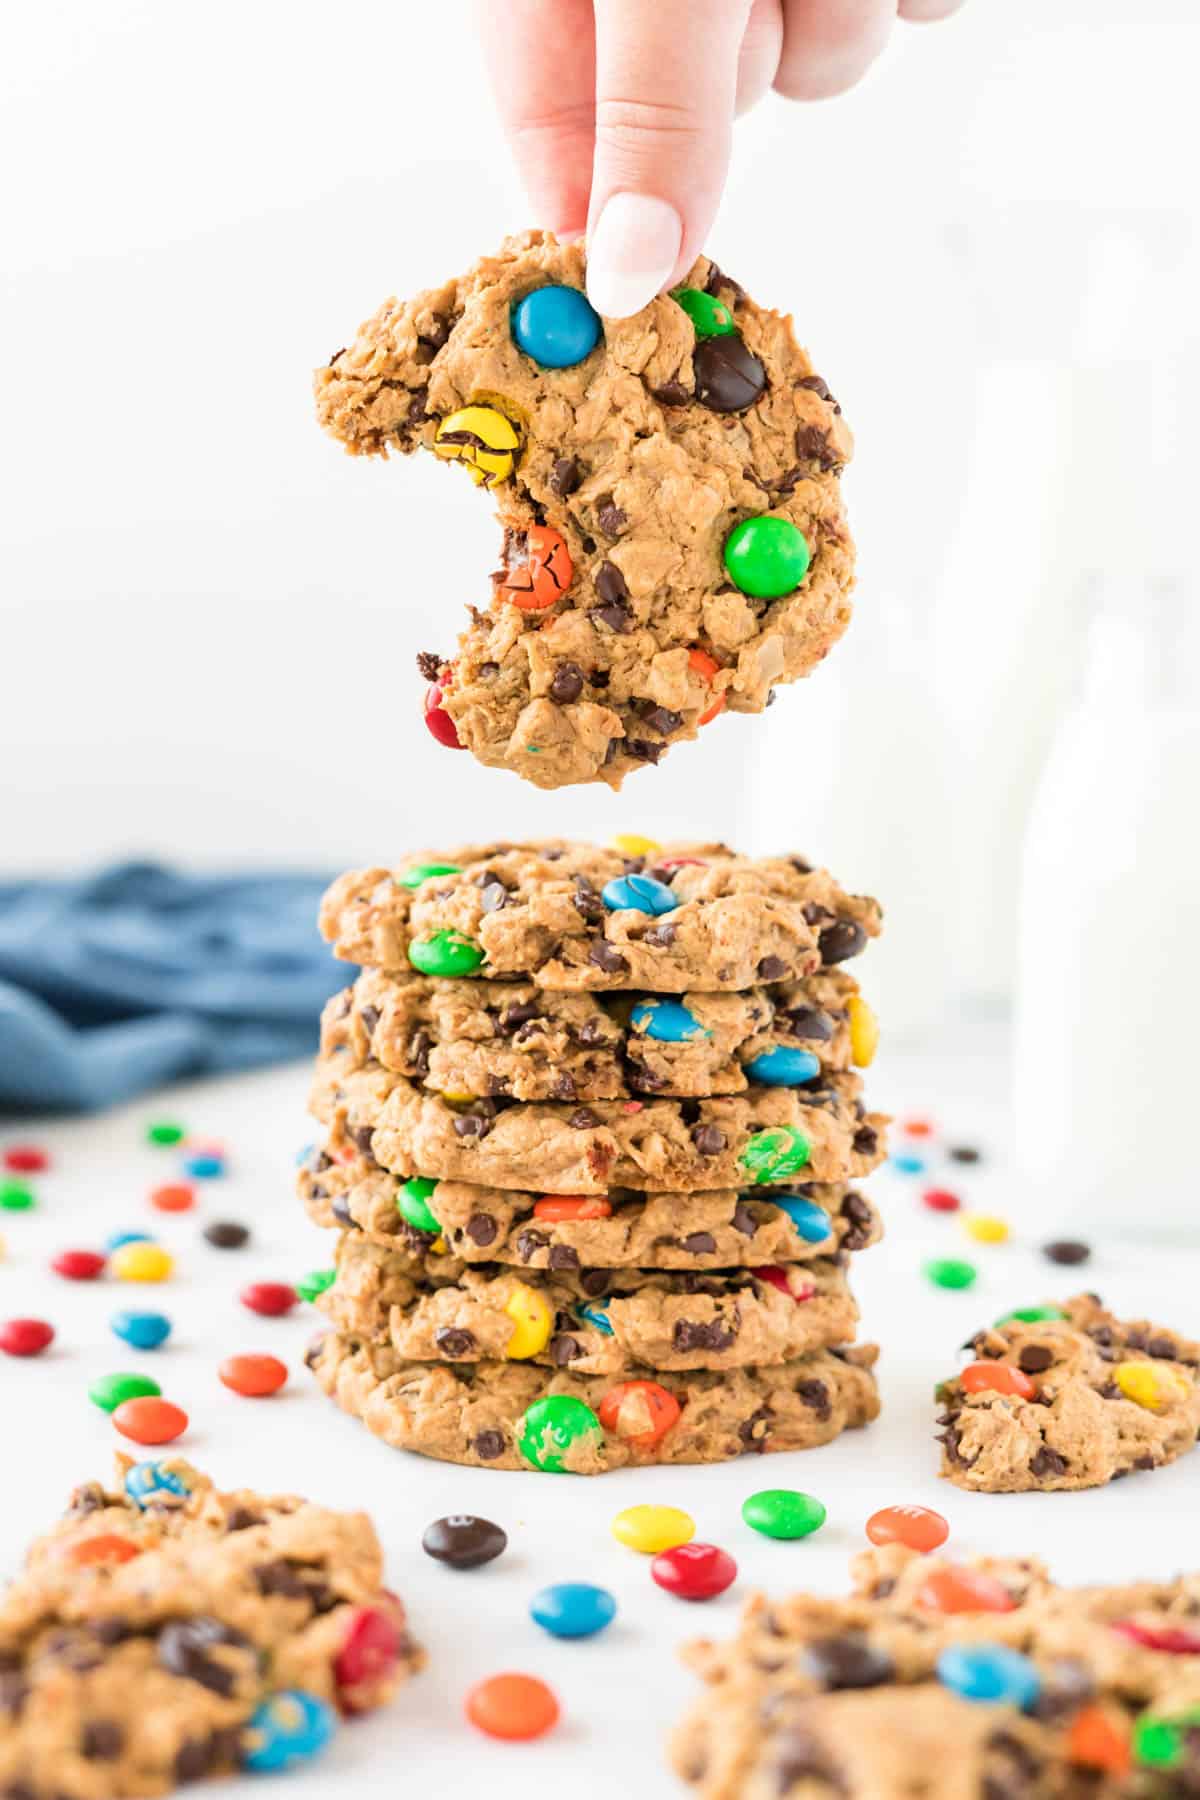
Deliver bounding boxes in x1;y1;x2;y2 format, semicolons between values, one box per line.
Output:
586;194;683;319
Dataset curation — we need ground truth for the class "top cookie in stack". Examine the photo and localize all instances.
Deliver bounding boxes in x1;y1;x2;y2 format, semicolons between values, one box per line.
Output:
304;839;887;1474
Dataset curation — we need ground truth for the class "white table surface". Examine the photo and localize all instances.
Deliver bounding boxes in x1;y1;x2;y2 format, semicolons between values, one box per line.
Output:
3;1023;1197;1798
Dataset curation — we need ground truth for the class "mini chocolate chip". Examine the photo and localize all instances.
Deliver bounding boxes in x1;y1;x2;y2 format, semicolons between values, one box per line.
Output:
435;1327;476;1357
681;1230;717;1255
818;920;868;964
731;1201;759;1237
514;1229;548;1261
203;1220;249;1250
572;875;605;923
588;667;610;689
416;650;443;682
738;1403;772;1450
797;372;840;413
480;880;509;915
804;1634;895;1690
88;1616;132;1646
625;738;665;764
596;499;627;537
81;1720;124;1760
421;1514;507;1569
547;1244;580;1270
852;1125;878;1156
549;663;585;705
466;1212;498;1247
781;1005;835;1041
157;1618;254;1697
174;1738;217;1784
693;336;767;413
636;703;683;736
568;1106;600;1128
1042;1239;1090;1265
1133;1453;1158;1470
797;1379;831;1420
303;1332;327;1370
549;456;581;498
225;1506;264;1533
588;939;629;976
691;1124;725;1156
1018;1345;1054;1374
452;1111;493;1139
1029;1446;1069;1478
673;1318;736;1352
349;1123;376;1157
594;561;629;605
550;1334;584;1365
590;601;634;635
651;380;690;406
406;387;430;425
473;1430;504;1460
642;921;677;948
794;422;838;469
756;955;790;980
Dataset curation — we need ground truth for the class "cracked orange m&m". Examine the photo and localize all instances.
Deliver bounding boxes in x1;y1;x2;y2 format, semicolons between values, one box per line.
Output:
960;1361;1036;1400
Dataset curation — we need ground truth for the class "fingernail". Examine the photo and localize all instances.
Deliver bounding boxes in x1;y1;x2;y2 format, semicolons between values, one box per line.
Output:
586;193;683;319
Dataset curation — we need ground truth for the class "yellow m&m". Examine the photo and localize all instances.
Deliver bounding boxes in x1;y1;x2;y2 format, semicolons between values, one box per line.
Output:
611;835;661;858
111;1243;174;1283
611;1504;695;1555
962;1214;1010;1245
847;995;879;1067
434;406;520;487
1114;1361;1190;1411
504;1283;552;1359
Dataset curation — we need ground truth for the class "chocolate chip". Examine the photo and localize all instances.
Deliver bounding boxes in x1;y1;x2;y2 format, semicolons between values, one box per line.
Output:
756;955;789;980
797;373;840;414
596;498;627;537
691;1124;725;1156
549;662;585;705
480;880;510;916
472;1430;504;1461
590;601;634;635
225;1506;264;1533
651;379;691;407
548;1244;580;1271
435;1327;476;1357
452;1112;493;1140
568;1106;600;1128
693;336;766;413
681;1230;717;1255
642;921;677;949
303;1332;327;1370
781;1005;835;1041
416;650;443;682
797;1379;831;1420
1018;1345;1054;1374
1027;1658;1094;1721
625;737;665;764
549;456;581;498
157;1618;255;1697
81;1720;125;1761
1029;1446;1069;1478
794;422;839;470
67;1482;107;1517
349;1123;377;1157
550;1334;584;1365
203;1220;249;1249
804;1634;895;1690
704;261;745;302
635;701;683;736
406;387;431;425
514;1229;548;1262
738;1403;772;1451
674;1318;736;1352
594;561;629;605
572;874;605;923
841;1192;873;1250
89;1617;132;1646
466;1212;498;1247
818;920;868;964
1042;1239;1090;1265
588;939;629;976
174;1738;217;1784
1148;1335;1181;1359
0;1673;28;1718
422;1513;507;1569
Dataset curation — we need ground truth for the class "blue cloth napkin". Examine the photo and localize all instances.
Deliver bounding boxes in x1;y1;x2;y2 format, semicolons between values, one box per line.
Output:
0;863;351;1114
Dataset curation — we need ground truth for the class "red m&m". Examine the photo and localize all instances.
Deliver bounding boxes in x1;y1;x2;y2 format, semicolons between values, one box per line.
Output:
424;682;464;749
1111;1619;1200;1655
3;1145;49;1173
866;1505;949;1553
923;1189;961;1213
598;1380;680;1449
240;1282;297;1317
651;1542;737;1602
335;1606;404;1713
51;1249;106;1282
0;1318;55;1357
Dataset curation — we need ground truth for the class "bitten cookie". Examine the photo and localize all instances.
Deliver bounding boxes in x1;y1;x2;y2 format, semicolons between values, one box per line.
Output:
307;1332;879;1473
315;232;854;789
937;1292;1200;1492
0;1457;420;1799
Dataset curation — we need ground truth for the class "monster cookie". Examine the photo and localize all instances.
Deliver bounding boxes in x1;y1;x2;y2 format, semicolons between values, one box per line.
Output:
0;1457;421;1799
300;1149;883;1271
320;841;880;993
317;1235;859;1374
315;232;855;789
325;962;870;1104
672;1543;1200;1798
310;1054;887;1195
307;1331;879;1472
937;1292;1200;1493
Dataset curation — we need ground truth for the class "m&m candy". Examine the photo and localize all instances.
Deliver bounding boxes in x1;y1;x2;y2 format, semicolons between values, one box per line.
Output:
688;648;726;723
423;682;464;749
630;999;708;1043
398;861;461;889
1111;1619;1200;1655
963;1214;1009;1244
89;1372;161;1413
742;1489;826;1540
937;1644;1040;1709
150;1184;194;1213
219;1354;288;1397
112;1396;188;1446
434;405;520;487
398;1177;441;1233
240;1282;296;1317
408;930;483;978
517;1395;602;1472
610;834;660;858
923;1189;961;1213
575;1300;613;1336
772;1194;831;1243
51;1249;106;1281
296;1269;335;1304
503;1283;552;1358
530;1583;616;1640
494;524;573;610
598;1380;680;1448
2;1144;49;1172
611;1504;695;1555
959;1361;1036;1400
1044;1239;1091;1265
181;1153;224;1179
1066;1706;1131;1774
671;287;736;338
753;1265;815;1303
465;1673;559;1741
1113;1361;1190;1411
0;1181;35;1211
145;1121;186;1146
204;1221;250;1249
651;1542;737;1602
744;1047;821;1087
242;1692;336;1771
601;874;678;916
111;1243;173;1283
422;1515;507;1569
333;1608;405;1712
111;1310;171;1350
865;1505;949;1553
925;1258;977;1290
891;1152;926;1175
106;1230;154;1250
511;285;601;368
846;995;879;1067
740;1127;810;1184
723;517;810;599
124;1459;192;1507
916;1565;1016;1615
532;1196;611;1221
69;1533;142;1566
0;1317;54;1357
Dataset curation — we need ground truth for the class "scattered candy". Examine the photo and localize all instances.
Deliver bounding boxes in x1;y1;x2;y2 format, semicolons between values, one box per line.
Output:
924;1258;977;1291
0;1317;54;1357
743;1047;821;1087
111;1243;173;1283
846;995;879;1067
722;516;810;599
434;404;520;487
408;930;484;978
1113;1361;1190;1411
688;648;726;723
504;1282;552;1358
219;1354;288;1397
2;1144;48;1172
651;1542;737;1602
962;1214;1009;1244
1065;1705;1131;1774
69;1533;142;1565
959;1361;1036;1400
922;1189;961;1214
1112;1619;1200;1655
916;1566;1016;1615
146;1121;186;1146
611;1504;695;1555
111;1310;171;1350
398;1177;441;1233
106;1229;154;1250
995;1304;1067;1325
465;1673;559;1741
742;1489;826;1540
773;1194;832;1243
203;1220;249;1249
601;873;678;915
181;1153;224;1179
532;1195;611;1221
598;1380;681;1449
112;1395;188;1445
296;1269;336;1304
891;1153;926;1175
150;1183;195;1213
866;1505;949;1553
630;998;709;1043
0;1179;35;1211
901;1118;934;1138
240;1281;296;1318
517;1394;602;1472
530;1583;616;1639
671;286;737;338
1044;1239;1091;1265
423;681;464;749
422;1514;508;1569
740;1126;810;1183
51;1248;106;1281
511;284;601;368
1134;1709;1200;1771
949;1145;982;1163
611;834;661;857
937;1643;1040;1709
243;1691;336;1771
334;1607;404;1710
89;1372;162;1413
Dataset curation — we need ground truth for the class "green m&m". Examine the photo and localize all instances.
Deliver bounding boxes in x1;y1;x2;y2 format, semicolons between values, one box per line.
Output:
671;287;736;340
408;930;484;978
88;1372;162;1413
742;1488;826;1540
723;516;811;599
296;1268;335;1304
397;862;460;890
1134;1709;1200;1770
0;1180;35;1211
145;1120;186;1146
995;1304;1068;1325
925;1258;978;1291
518;1395;603;1473
398;1177;440;1234
739;1126;810;1185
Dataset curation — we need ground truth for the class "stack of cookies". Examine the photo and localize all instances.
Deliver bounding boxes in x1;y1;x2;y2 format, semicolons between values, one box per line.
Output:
300;840;888;1475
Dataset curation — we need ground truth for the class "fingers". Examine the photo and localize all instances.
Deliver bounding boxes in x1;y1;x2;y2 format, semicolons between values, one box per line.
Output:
586;0;755;318
898;0;966;19
736;0;786;116
773;0;894;100
472;0;596;236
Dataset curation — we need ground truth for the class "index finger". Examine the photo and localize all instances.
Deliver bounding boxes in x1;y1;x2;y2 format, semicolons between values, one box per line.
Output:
472;0;597;235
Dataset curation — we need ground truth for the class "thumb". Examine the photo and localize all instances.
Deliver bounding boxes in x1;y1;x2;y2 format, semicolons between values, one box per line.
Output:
586;0;754;318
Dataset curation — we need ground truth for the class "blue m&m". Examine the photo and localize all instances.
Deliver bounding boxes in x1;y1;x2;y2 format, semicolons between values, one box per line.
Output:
182;1153;224;1179
242;1691;336;1772
530;1583;617;1639
602;874;677;916
105;1230;155;1252
511;286;602;369
576;1301;614;1337
745;1047;821;1087
936;1645;1041;1710
630;999;709;1043
773;1194;832;1243
125;1459;192;1508
111;1310;172;1350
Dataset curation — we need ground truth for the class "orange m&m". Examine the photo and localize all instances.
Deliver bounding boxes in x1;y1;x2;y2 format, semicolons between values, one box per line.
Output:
532;1196;613;1222
959;1361;1036;1400
69;1534;143;1566
495;525;574;611
598;1379;681;1449
111;1396;188;1445
150;1184;195;1214
865;1505;949;1553
688;648;726;724
916;1565;1017;1615
465;1673;560;1741
219;1353;288;1397
1066;1706;1131;1774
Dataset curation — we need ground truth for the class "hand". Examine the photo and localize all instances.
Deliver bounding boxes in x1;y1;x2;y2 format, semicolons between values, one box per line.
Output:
474;0;964;317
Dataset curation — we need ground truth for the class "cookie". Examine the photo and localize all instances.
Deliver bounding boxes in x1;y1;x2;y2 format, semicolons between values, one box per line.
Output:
318;1235;859;1374
325;962;866;1104
307;1332;879;1472
319;841;881;993
310;1053;887;1195
300;1147;883;1270
0;1456;421;1799
315;232;855;789
673;1543;1200;1798
937;1292;1200;1493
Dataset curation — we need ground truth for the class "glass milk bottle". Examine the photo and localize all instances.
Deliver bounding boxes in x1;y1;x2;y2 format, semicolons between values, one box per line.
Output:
1012;583;1200;1239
